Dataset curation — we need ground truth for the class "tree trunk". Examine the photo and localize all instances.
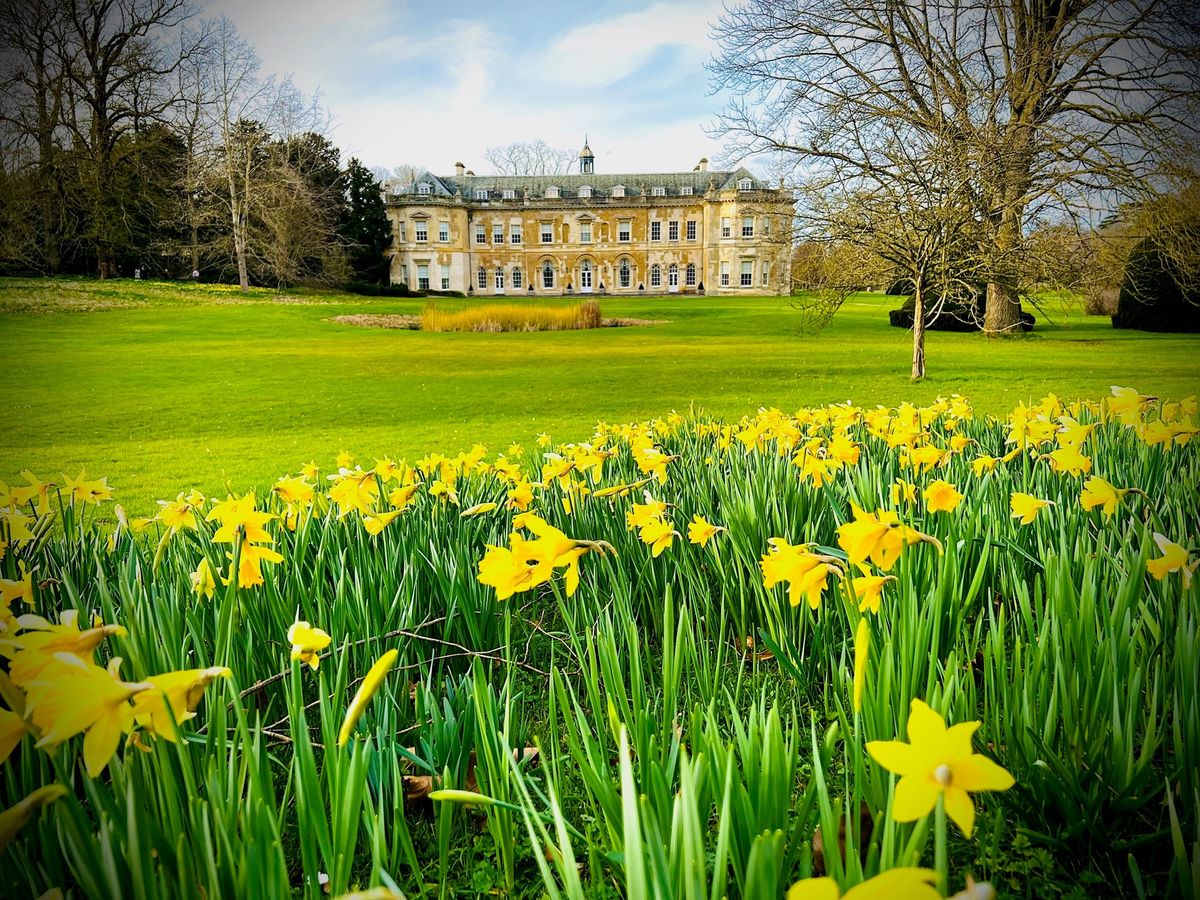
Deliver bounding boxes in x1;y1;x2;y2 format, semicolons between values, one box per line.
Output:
984;191;1026;335
911;278;926;380
984;281;1023;334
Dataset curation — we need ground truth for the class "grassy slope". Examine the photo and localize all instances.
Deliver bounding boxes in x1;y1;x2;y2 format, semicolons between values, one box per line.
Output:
2;277;1198;512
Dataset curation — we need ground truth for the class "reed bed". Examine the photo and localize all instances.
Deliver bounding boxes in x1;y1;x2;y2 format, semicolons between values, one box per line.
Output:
420;300;602;332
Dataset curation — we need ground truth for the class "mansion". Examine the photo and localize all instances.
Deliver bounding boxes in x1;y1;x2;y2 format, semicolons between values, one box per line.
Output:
385;142;793;297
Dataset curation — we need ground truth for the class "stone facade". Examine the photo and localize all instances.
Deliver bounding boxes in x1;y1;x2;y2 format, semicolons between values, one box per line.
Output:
385;147;793;297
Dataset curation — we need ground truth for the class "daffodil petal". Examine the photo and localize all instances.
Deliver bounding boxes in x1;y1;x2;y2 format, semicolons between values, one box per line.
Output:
906;699;947;744
943;785;976;838
891;774;939;823
786;877;841;900
866;739;922;777
953;753;1016;792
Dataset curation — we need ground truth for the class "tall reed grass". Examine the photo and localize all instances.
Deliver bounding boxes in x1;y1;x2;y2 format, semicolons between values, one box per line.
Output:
421;300;602;332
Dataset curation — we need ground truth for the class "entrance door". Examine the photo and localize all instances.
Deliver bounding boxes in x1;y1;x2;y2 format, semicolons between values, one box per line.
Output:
580;260;593;293
668;263;679;293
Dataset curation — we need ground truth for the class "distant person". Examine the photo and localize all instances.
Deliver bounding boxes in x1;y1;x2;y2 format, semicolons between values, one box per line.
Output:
134;267;142;280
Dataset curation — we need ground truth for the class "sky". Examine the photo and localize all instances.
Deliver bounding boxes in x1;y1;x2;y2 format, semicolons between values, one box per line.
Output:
200;0;742;179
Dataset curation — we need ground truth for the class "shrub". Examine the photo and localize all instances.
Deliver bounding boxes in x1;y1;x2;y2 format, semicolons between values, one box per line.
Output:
421;300;603;332
343;281;466;299
1112;235;1200;332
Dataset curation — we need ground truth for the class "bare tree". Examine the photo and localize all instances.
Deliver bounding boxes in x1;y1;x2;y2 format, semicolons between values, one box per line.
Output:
484;139;576;176
711;0;1200;335
1;1;72;271
55;0;199;277
374;162;422;194
201;16;333;290
796;120;986;378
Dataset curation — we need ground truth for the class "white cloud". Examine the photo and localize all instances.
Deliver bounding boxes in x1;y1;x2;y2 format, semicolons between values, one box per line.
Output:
534;1;724;89
199;0;738;175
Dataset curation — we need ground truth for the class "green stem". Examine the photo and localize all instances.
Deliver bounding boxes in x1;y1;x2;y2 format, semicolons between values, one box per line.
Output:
934;792;948;896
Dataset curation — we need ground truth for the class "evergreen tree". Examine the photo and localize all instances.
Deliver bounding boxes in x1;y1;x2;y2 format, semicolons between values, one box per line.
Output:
340;158;392;284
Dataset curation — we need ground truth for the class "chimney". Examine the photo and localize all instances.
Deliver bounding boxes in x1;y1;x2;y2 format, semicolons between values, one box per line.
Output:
455;161;465;176
466;169;475;176
698;157;708;172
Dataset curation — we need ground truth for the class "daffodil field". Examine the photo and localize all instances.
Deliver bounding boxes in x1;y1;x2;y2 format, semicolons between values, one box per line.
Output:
1;387;1198;898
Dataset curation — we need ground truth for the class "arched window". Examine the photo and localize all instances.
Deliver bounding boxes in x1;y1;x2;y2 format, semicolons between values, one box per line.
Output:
512;267;523;289
650;264;662;288
495;267;504;290
668;263;678;287
685;263;696;287
580;259;593;290
619;259;631;288
542;261;555;289
477;267;487;289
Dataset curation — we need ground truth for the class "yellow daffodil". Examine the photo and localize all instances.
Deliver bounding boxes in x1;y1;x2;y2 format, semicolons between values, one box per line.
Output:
923;480;964;513
337;649;398;747
288;621;332;669
60;470;114;506
336;450;355;468
1;706;27;764
907;444;946;474
1079;476;1126;517
1147;534;1196;588
363;510;403;535
1107;385;1155;424
970;455;999;477
24;654;152;777
506;481;535;511
639;517;677;557
1009;493;1052;525
3;612;127;685
273;476;315;507
0;784;69;853
787;868;940;900
328;470;380;518
389;484;420;510
853;618;870;714
867;698;1014;837
686;514;725;547
152;493;200;532
849;567;895;614
11;471;53;517
477;544;534;600
838;506;933;570
1;509;36;544
796;453;840;487
232;542;284;589
890;479;918;506
208;494;276;543
131;666;231;740
760;538;842;610
0;564;33;608
190;557;216;600
460;502;498;517
1045;446;1092;477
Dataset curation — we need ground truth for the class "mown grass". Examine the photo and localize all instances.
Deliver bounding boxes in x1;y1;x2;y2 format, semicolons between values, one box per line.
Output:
1;276;1197;512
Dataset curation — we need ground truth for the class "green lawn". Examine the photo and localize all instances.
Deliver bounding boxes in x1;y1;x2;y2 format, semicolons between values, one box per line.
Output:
2;276;1198;512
